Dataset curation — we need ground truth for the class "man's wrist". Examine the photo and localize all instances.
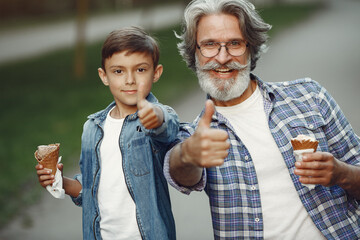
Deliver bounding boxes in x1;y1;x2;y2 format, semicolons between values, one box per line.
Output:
179;141;192;165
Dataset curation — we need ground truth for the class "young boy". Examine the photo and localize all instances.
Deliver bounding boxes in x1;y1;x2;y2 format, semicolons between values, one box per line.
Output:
36;26;178;240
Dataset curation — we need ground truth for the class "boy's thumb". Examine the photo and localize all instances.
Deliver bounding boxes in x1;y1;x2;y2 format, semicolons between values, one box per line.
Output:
198;100;215;128
137;82;147;108
137;83;146;102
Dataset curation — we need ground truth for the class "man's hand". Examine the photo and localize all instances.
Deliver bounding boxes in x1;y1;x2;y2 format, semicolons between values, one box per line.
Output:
294;152;340;186
170;100;230;187
137;82;164;129
182;100;230;168
294;152;360;199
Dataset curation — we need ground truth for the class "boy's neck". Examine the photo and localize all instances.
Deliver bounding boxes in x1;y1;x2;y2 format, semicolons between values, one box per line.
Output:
110;104;137;119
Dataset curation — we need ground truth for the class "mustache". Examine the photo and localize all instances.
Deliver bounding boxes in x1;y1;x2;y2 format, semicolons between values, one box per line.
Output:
199;61;248;71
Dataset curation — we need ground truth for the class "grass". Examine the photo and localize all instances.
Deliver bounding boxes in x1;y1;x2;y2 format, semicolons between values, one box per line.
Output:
0;2;323;229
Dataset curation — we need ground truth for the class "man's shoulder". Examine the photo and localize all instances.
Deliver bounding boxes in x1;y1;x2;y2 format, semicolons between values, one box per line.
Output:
265;77;318;87
262;77;323;96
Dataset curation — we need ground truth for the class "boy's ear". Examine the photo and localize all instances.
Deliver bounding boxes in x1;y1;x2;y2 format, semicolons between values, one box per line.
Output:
153;64;163;83
98;68;109;86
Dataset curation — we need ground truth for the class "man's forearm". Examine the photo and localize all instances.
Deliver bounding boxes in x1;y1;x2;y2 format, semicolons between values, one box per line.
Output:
169;141;203;187
337;162;360;200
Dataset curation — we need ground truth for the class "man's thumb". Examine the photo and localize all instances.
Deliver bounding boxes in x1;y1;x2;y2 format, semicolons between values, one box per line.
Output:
199;100;215;128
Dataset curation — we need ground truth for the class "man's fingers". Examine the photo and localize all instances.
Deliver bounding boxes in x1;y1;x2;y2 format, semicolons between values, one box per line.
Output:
207;129;228;141
198;100;215;128
201;158;225;168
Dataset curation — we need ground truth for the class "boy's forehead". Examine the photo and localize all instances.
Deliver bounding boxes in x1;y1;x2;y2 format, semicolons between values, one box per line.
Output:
105;50;154;67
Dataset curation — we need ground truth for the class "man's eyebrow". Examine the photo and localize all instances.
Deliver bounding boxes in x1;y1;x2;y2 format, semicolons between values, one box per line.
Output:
199;38;245;44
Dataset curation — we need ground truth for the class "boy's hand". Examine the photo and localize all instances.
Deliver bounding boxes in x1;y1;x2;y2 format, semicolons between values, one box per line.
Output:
35;163;63;188
137;82;164;129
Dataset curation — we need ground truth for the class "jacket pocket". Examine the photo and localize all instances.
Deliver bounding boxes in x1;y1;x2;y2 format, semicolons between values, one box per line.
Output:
128;136;151;176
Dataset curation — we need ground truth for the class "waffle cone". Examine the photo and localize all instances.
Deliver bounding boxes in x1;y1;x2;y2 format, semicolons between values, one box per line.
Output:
34;143;60;174
291;139;318;152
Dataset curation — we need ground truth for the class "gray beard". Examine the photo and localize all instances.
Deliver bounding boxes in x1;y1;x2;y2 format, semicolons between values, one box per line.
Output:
195;56;251;102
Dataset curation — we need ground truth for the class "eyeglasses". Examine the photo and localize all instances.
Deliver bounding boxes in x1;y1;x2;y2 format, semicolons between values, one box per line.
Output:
196;40;249;58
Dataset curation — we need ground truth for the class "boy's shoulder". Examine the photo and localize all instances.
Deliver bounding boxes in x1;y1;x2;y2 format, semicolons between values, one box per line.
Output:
87;101;116;121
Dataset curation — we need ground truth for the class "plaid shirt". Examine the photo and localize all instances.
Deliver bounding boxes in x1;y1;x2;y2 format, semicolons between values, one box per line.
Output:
164;75;360;239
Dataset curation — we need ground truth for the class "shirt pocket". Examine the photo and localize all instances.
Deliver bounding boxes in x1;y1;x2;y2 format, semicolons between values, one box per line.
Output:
128;136;151;176
288;113;327;151
288;112;324;131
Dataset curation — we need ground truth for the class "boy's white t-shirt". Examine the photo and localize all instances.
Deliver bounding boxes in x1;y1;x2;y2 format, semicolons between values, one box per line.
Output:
215;86;325;240
98;108;142;240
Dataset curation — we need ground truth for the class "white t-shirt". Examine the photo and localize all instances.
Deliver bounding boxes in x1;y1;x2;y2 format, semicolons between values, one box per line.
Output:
98;108;142;240
216;86;325;240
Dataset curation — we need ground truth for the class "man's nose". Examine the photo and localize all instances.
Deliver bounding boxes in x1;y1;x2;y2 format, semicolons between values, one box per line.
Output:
214;45;232;65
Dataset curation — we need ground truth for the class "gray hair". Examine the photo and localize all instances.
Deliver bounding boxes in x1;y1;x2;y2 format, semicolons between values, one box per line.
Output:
176;0;272;71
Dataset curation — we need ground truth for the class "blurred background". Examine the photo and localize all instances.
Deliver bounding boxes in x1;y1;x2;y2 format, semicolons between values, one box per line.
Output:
2;0;359;239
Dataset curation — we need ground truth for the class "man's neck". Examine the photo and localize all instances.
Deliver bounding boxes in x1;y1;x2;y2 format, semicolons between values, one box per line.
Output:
212;79;257;107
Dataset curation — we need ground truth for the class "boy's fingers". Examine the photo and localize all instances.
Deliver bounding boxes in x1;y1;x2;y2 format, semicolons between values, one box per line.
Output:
57;163;64;171
35;164;43;170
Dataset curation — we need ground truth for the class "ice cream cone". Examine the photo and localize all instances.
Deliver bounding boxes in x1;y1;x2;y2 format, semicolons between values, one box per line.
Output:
291;135;318;152
34;143;60;174
291;139;318;152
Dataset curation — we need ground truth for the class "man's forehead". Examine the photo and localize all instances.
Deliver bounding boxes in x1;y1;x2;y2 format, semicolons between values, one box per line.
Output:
197;13;243;41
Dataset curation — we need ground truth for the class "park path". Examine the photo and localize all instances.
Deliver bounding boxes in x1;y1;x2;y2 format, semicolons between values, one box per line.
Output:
0;3;184;65
1;0;359;239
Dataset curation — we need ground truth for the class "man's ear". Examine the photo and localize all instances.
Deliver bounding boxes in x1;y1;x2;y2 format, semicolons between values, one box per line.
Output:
98;68;109;86
153;64;163;83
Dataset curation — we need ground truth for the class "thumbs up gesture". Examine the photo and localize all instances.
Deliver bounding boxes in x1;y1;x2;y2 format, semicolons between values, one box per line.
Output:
182;100;230;168
137;82;164;129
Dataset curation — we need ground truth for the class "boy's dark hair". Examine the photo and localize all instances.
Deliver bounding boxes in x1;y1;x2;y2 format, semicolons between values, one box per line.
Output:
101;26;160;70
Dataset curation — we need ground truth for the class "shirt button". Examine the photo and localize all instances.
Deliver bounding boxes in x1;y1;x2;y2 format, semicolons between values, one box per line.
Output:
251;186;256;190
309;124;314;129
255;218;260;222
244;155;249;160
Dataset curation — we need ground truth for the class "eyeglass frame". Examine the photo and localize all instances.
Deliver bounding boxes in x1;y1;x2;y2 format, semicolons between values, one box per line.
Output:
196;40;249;58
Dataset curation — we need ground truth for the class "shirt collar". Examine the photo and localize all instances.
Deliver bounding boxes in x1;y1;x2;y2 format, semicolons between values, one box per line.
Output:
201;73;275;124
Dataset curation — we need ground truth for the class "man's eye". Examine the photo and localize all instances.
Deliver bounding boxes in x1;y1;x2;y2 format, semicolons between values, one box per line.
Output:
229;41;241;46
203;42;217;48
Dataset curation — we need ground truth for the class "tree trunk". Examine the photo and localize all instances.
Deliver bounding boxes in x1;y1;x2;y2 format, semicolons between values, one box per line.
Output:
74;0;88;79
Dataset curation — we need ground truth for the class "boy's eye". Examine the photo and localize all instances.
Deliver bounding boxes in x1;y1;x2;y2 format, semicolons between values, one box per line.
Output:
114;69;123;74
137;68;146;73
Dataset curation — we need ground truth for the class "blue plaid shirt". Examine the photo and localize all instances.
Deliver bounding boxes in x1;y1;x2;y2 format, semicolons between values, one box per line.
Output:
164;75;360;239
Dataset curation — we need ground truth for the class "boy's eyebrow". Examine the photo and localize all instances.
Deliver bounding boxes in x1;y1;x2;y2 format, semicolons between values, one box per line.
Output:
109;62;152;69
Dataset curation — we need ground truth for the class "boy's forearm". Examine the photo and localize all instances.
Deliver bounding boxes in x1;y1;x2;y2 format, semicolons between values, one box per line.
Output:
63;177;82;198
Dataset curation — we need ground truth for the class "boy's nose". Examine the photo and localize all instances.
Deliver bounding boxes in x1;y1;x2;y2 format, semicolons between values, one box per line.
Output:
125;74;135;84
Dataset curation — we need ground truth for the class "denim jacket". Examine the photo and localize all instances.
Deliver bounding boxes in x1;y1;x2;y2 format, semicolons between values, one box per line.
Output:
71;93;178;240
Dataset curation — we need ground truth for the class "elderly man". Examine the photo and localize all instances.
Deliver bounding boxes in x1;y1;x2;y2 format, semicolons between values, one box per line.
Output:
165;0;360;239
